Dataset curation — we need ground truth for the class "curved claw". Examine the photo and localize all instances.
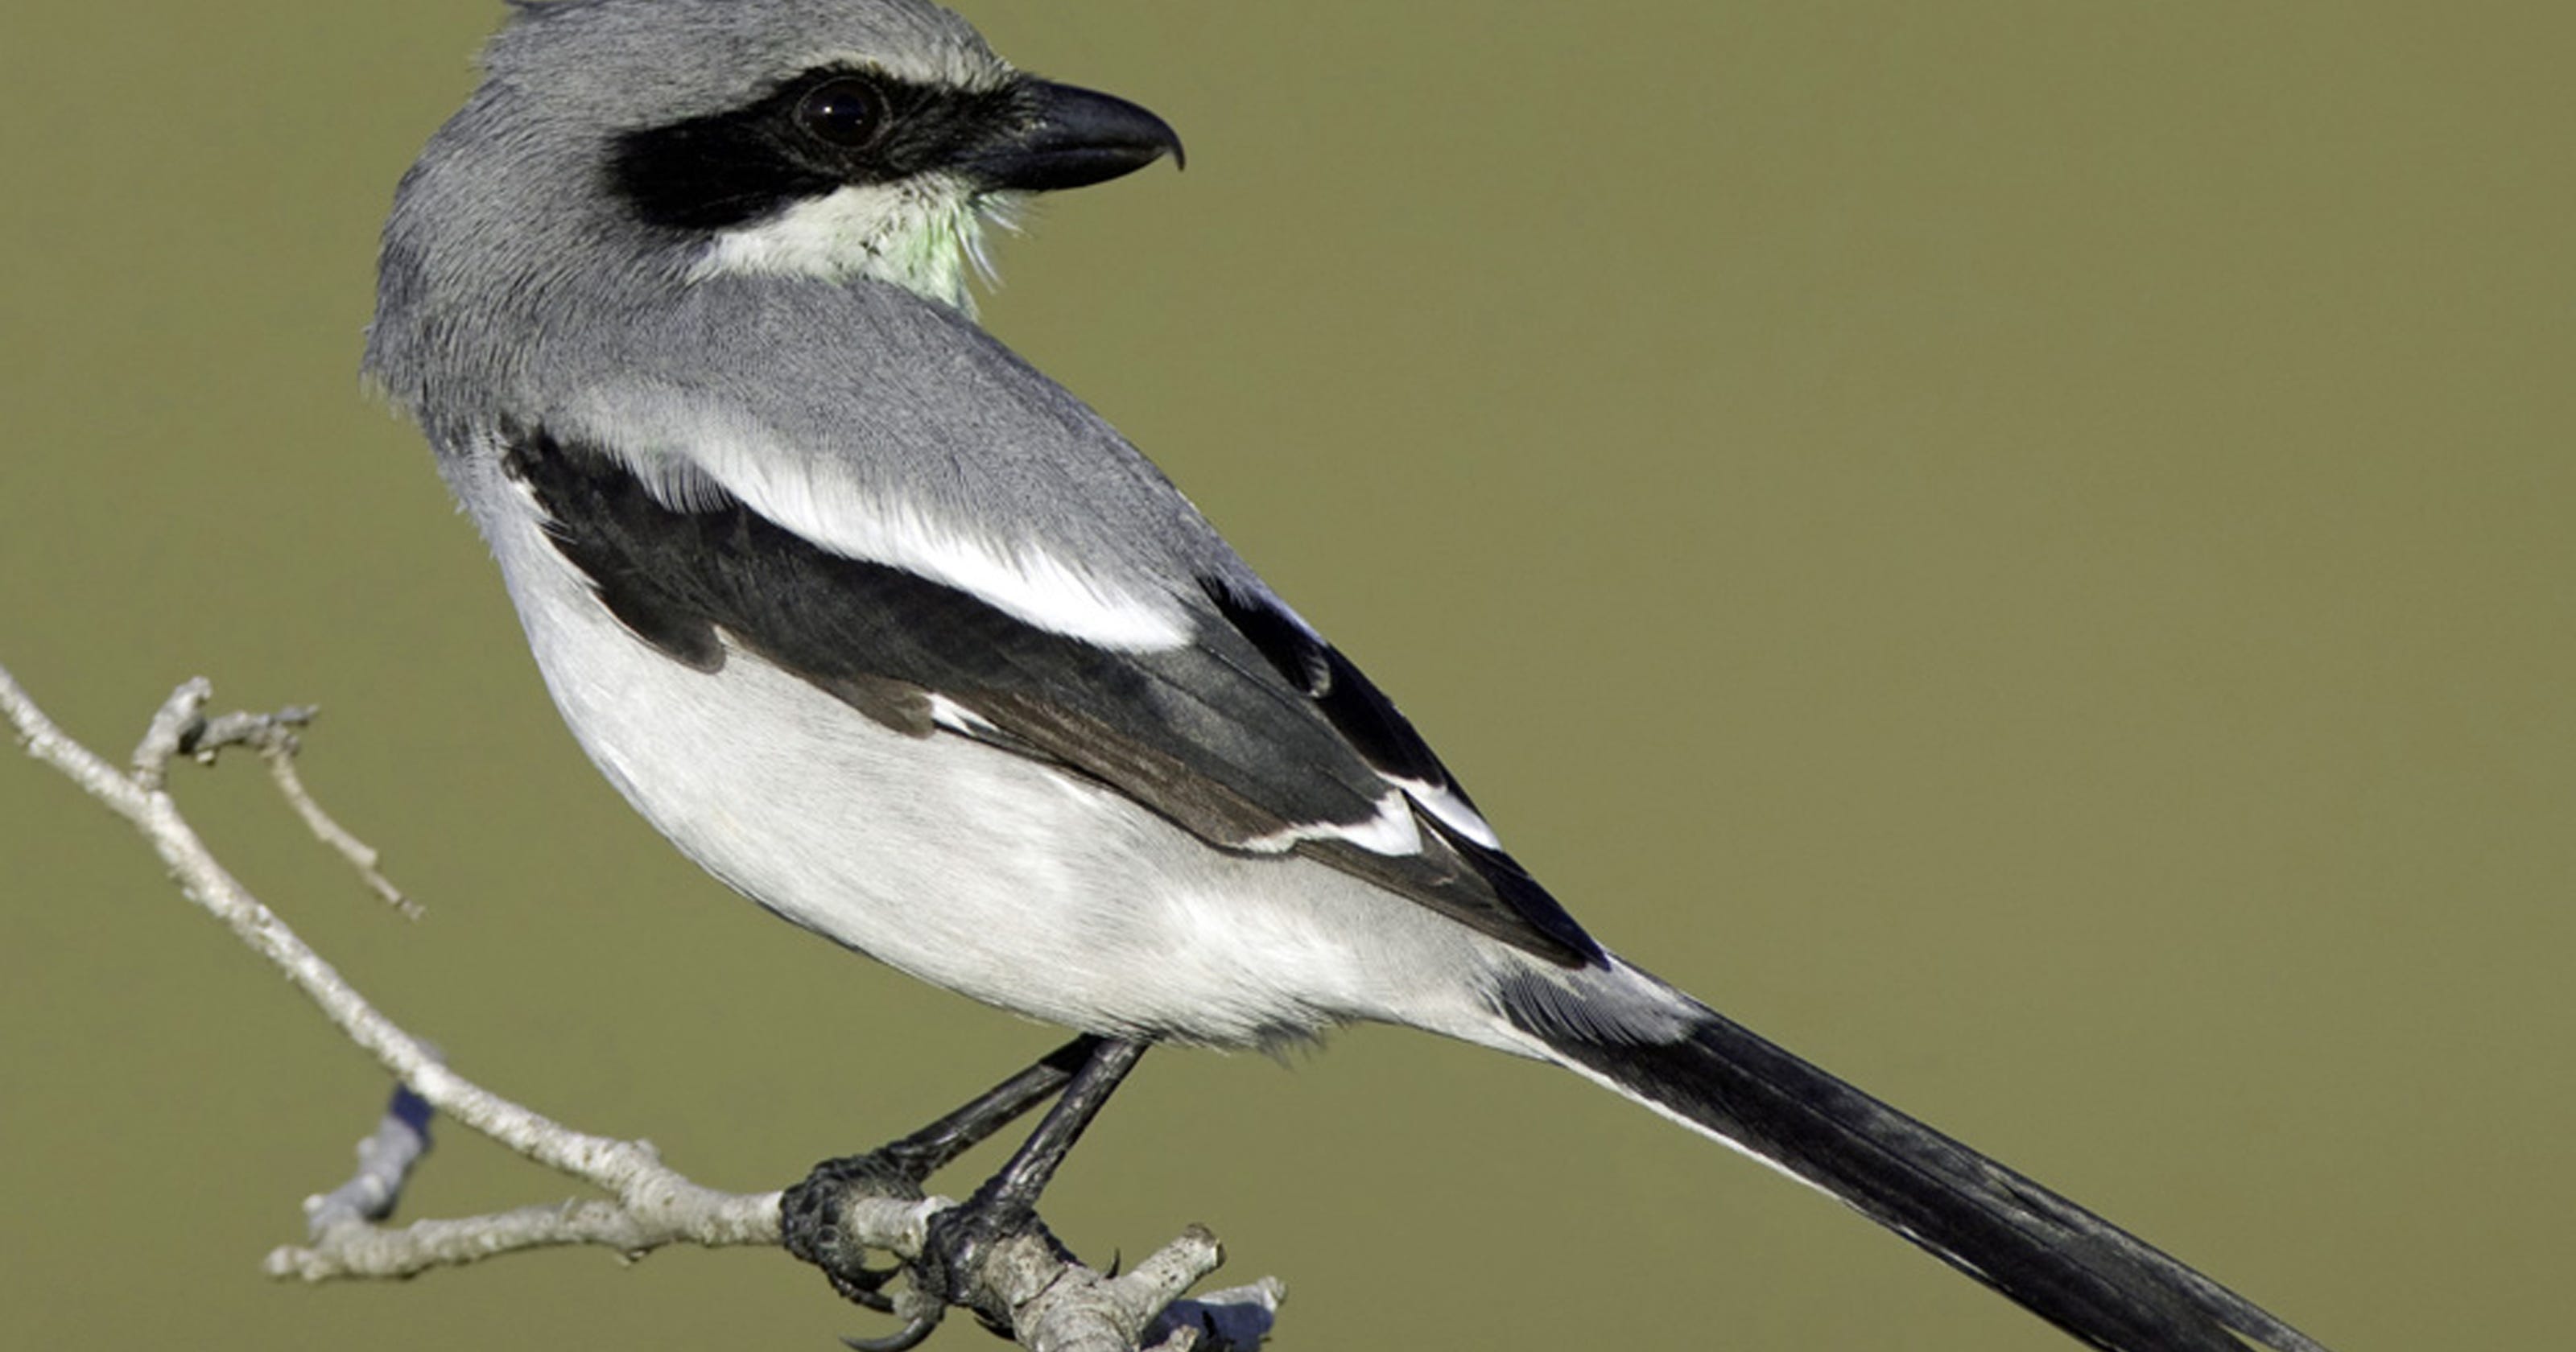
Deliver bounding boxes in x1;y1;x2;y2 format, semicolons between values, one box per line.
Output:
841;1313;940;1352
822;1271;898;1315
812;1239;918;1313
786;1150;937;1313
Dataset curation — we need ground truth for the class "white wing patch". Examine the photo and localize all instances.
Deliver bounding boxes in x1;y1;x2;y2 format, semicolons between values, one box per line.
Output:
1242;594;1504;851
1391;776;1501;849
925;693;1001;737
560;389;1193;653
1243;789;1425;857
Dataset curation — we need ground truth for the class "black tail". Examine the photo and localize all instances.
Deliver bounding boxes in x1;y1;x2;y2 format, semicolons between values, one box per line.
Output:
1505;971;2330;1352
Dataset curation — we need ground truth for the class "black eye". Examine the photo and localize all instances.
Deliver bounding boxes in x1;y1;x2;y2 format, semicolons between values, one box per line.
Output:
795;76;885;148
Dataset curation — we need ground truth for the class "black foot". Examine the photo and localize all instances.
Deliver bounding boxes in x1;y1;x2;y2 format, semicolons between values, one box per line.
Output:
832;1185;1069;1352
915;1187;1073;1329
784;1039;1144;1348
782;1148;936;1314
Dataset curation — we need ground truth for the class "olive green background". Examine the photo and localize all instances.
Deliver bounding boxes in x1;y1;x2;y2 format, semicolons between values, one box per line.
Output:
3;3;2566;1349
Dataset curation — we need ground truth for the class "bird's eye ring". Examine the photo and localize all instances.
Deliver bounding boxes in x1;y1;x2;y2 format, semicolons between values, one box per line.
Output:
795;76;886;148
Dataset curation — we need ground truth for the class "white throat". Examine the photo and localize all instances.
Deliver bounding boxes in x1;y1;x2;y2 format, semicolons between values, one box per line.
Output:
687;176;1003;311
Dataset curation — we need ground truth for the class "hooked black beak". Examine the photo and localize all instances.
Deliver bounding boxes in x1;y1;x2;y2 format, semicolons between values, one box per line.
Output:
965;79;1185;192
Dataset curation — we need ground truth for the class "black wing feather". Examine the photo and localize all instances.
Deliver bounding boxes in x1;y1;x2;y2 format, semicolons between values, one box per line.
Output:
506;431;1599;965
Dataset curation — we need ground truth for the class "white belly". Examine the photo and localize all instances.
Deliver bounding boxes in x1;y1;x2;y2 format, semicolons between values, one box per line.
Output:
464;467;1524;1051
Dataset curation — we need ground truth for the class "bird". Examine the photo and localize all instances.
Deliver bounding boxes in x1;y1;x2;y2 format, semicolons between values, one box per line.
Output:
365;2;2333;1349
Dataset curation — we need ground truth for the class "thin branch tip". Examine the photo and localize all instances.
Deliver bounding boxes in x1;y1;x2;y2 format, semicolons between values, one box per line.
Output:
130;677;213;785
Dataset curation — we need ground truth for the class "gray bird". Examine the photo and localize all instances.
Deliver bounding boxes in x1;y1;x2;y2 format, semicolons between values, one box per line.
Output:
367;2;2332;1350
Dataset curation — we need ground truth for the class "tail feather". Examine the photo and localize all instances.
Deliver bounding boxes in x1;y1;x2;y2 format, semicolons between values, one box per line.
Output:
1504;970;2330;1352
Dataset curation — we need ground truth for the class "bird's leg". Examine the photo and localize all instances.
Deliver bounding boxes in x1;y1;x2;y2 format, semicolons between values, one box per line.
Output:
861;1037;1151;1350
782;1035;1102;1314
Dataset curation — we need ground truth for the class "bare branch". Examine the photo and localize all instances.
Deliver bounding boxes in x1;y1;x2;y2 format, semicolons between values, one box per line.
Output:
2;661;1280;1350
7;664;648;1185
182;702;416;917
970;1224;1280;1352
4;664;152;815
127;677;210;791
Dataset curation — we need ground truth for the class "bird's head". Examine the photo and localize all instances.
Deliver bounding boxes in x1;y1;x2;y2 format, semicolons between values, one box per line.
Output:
376;0;1182;330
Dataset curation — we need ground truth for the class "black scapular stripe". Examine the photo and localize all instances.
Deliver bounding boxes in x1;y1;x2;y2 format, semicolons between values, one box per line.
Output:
505;430;1600;966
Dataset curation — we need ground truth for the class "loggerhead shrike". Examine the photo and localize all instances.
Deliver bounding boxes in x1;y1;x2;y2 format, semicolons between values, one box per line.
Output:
367;2;2331;1349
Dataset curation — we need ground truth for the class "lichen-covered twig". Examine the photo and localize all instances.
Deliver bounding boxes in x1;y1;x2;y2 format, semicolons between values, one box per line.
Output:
2;662;1280;1351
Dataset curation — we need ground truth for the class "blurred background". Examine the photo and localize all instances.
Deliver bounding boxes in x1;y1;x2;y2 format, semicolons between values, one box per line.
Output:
3;2;2568;1348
